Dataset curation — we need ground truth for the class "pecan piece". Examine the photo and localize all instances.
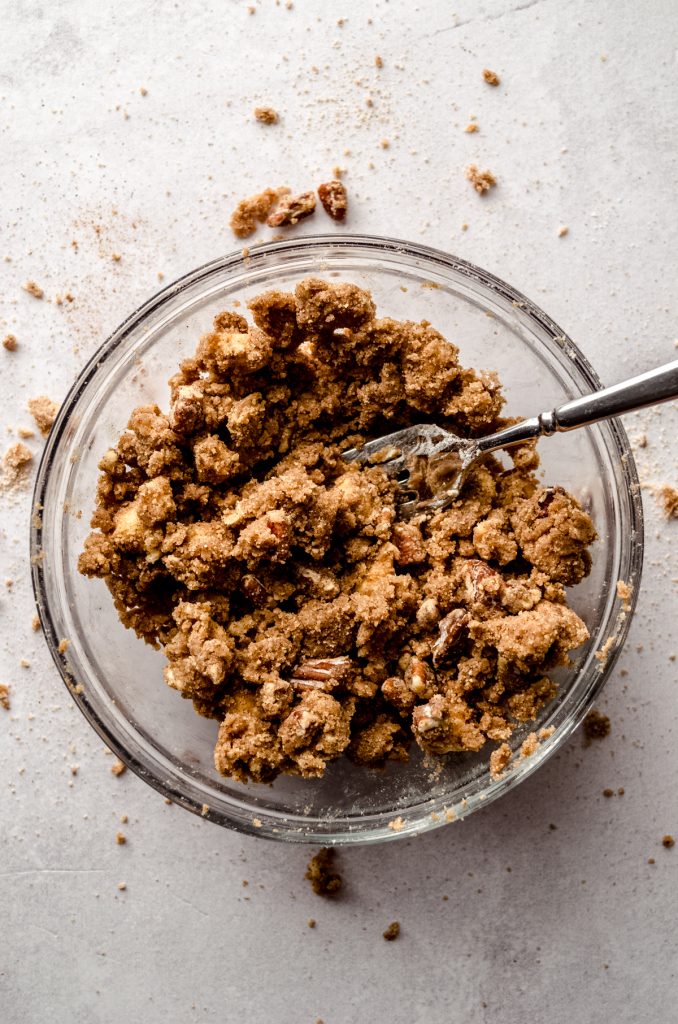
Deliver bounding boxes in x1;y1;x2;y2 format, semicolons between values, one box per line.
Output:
266;191;316;227
240;573;267;605
462;559;503;606
392;522;426;565
416;597;439;629
381;675;416;714
432;609;469;667
291;656;352;692
317;180;348;221
406;657;436;698
535;485;566;515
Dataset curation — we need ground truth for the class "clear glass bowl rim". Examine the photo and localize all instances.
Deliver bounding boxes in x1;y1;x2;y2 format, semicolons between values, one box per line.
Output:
30;233;644;844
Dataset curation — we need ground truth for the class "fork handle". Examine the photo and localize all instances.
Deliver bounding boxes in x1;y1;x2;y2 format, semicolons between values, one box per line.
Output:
476;358;678;454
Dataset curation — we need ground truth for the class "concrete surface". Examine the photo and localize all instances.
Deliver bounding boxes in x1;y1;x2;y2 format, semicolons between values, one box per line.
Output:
1;1;677;1022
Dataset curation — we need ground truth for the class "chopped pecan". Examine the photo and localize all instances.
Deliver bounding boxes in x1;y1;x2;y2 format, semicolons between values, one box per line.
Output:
462;559;503;606
267;191;316;227
291;656;352;692
406;657;436;698
168;385;204;434
381;675;417;714
416;597;439;629
392;522;427;565
241;573;267;605
536;485;565;515
317;180;348;222
432;609;469;667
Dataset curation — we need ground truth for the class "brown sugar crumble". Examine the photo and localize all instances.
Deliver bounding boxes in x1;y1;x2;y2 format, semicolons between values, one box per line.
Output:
305;848;342;897
111;760;127;776
116;831;126;844
28;396;59;436
253;106;279;124
58;638;71;654
2;334;17;351
2;442;33;486
317;180;348;222
662;835;675;849
464;123;479;133
583;709;610;741
482;68;501;86
466;165;497;194
489;741;511;778
23;280;44;299
0;684;10;710
383;921;401;941
657;485;678;518
229;187;290;238
78;278;595;785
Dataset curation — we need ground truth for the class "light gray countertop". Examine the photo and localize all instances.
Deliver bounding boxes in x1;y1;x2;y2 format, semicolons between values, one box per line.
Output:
1;1;677;1021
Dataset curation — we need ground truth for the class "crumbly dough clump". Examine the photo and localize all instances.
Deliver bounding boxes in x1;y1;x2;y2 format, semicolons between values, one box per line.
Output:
79;278;595;783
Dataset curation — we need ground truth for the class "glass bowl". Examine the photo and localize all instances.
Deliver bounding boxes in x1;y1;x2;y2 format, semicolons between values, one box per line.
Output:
30;235;643;844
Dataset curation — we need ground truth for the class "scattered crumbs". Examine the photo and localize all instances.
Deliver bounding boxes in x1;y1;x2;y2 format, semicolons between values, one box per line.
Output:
656;485;678;518
464;123;478;133
23;280;44;299
70;764;79;776
31;615;41;632
116;831;126;845
110;760;127;777
111;252;122;262
18;427;34;439
117;882;126;891
375;54;383;68
241;247;251;259
594;635;615;665
20;659;30;668
663;835;675;849
602;788;614;798
201;803;210;816
617;788;625;796
229;186;290;238
616;579;632;612
120;814;128;824
2;441;32;486
461;222;469;231
466;164;496;194
383;921;400;941
648;857;656;865
388;816;405;832
380;138;390;149
305;848;342;896
253;106;279;124
538;726;555;741
442;894;449;901
164;798;172;805
58;638;71;654
307;918;316;928
548;823;558;831
557;225;569;237
27;395;59;436
490;742;511;779
252;817;262;828
0;684;10;710
2;334;17;351
482;68;500;86
583;709;611;741
444;807;456;823
242;879;249;887
519;732;539;758
140;86;148;96
317;180;348;221
266;190;316;227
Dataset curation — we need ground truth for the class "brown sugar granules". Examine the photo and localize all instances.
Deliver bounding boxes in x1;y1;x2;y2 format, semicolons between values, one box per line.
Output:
253;106;279;124
464;123;478;133
466;165;496;194
23;280;44;299
111;760;127;776
2;334;17;351
318;180;348;222
0;684;10;710
657;485;678;518
28;396;59;436
305;848;342;897
602;788;614;798
482;68;500;86
78;278;595;785
583;709;611;741
116;831;127;845
2;442;32;486
383;921;401;941
489;741;511;778
230;187;290;238
662;835;675;849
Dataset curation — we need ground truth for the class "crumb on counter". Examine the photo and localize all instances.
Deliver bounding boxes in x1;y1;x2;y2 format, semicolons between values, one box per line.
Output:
466;164;496;194
266;190;316;227
383;921;401;941
230;187;290;238
28;396;59;436
254;106;279;124
482;68;500;86
0;684;10;710
2;334;17;351
111;760;127;777
557;225;569;237
583;709;611;741
305;848;342;896
663;835;675;849
657;485;678;518
317;180;348;221
2;442;33;485
23;280;44;299
58;638;71;654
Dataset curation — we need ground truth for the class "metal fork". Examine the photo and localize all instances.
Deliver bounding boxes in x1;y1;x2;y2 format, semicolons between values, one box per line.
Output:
343;359;678;517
